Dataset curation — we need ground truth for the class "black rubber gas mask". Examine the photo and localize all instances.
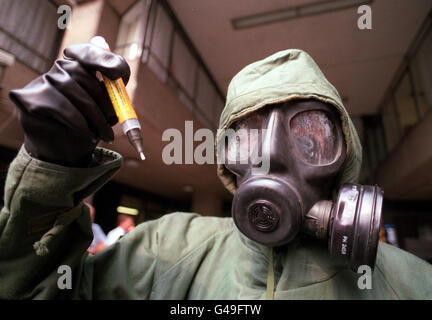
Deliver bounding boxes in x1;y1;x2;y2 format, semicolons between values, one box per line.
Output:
224;100;383;271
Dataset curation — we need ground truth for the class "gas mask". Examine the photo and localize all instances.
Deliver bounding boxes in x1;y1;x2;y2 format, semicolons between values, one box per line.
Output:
223;100;383;271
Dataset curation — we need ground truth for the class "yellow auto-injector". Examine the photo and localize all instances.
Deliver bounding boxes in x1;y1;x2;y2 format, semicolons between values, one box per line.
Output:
90;36;145;160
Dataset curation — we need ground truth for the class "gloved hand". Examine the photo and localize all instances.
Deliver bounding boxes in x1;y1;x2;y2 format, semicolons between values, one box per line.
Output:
9;43;131;167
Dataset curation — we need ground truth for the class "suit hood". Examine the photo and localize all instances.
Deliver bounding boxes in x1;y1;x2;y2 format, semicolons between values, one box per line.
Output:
216;49;362;194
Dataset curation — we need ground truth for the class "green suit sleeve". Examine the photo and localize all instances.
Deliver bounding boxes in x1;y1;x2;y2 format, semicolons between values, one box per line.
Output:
0;145;229;299
374;242;432;299
0;146;122;299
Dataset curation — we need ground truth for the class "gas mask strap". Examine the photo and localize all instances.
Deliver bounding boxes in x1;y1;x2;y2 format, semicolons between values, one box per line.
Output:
266;247;275;300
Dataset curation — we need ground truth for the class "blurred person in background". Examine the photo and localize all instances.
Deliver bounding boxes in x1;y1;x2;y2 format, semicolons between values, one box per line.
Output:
85;202;107;254
106;214;135;246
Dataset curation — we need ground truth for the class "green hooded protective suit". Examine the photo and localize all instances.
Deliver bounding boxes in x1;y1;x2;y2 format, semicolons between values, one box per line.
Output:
1;49;431;299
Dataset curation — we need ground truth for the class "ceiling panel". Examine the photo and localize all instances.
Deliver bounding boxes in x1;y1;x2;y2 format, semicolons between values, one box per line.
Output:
107;0;137;16
168;0;432;116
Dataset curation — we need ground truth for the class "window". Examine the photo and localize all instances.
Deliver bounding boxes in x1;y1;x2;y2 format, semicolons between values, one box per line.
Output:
171;34;197;99
0;48;15;88
116;0;224;129
0;0;63;73
394;72;419;133
195;67;222;127
115;0;150;61
146;3;173;82
363;115;387;171
377;16;432;156
0;65;4;87
361;14;432;181
381;98;401;152
411;29;432;118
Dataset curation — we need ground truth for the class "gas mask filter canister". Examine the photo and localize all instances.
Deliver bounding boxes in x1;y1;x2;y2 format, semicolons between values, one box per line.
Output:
302;183;383;271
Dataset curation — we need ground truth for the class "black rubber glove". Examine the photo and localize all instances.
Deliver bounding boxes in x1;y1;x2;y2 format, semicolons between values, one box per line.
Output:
9;43;131;167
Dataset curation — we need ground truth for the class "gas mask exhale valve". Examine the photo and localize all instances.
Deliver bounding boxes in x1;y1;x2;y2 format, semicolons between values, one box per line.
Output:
224;100;384;271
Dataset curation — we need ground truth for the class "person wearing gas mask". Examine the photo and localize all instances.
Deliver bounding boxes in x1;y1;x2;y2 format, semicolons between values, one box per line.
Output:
1;44;431;299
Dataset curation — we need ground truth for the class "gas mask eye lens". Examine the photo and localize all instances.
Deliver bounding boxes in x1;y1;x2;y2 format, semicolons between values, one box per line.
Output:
226;126;250;163
290;110;340;165
226;114;265;164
